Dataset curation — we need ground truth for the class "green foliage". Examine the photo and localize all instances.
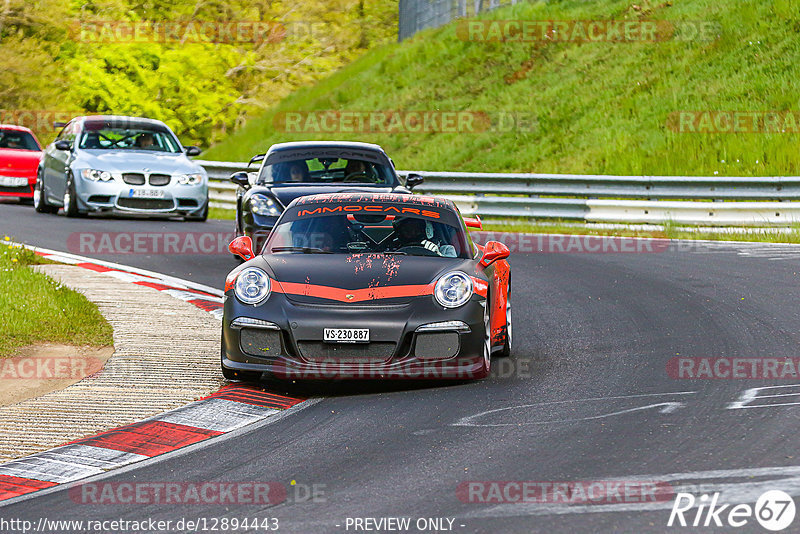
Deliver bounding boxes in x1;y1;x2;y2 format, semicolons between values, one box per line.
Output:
0;241;113;357
0;0;398;146
206;0;800;178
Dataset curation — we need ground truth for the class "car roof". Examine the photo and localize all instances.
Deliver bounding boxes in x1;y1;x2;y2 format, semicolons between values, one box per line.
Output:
287;192;458;211
76;115;167;125
268;141;386;153
0;124;36;134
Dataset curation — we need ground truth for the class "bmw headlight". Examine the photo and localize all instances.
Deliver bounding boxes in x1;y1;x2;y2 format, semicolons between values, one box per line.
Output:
81;169;114;182
234;267;271;305
434;271;473;308
177;173;203;185
250;194;281;216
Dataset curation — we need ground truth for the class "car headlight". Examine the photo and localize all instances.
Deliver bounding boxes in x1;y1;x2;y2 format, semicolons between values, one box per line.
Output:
81;169;114;182
434;271;473;308
250;194;281;216
234;267;271;305
177;173;203;185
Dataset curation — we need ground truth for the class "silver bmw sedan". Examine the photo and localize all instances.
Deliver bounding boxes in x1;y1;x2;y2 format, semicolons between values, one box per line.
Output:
34;115;209;220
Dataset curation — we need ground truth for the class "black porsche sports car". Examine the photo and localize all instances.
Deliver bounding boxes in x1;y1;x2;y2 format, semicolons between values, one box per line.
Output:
230;141;423;255
222;192;512;382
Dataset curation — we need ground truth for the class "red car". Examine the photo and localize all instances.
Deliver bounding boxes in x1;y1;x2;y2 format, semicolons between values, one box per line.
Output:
0;125;43;202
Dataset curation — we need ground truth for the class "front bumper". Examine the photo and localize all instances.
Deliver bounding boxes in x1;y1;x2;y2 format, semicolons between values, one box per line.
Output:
76;179;208;217
0;176;34;198
222;293;487;380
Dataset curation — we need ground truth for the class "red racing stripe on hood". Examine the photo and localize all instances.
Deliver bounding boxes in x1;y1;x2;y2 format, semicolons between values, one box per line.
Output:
273;280;435;303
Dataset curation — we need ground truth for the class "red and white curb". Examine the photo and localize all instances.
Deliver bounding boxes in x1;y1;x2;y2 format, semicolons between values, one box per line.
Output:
0;245;309;504
27;245;226;320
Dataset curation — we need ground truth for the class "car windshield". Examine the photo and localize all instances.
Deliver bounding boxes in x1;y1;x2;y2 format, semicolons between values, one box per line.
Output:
0;130;39;151
258;156;394;186
78;122;181;152
264;213;470;258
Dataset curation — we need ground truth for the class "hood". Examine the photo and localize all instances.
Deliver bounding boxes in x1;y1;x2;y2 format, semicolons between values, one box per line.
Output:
76;150;203;175
262;253;467;305
0;149;41;176
258;185;394;208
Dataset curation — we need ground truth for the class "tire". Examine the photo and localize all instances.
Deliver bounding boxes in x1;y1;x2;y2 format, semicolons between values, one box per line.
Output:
62;173;82;217
497;274;513;358
475;302;492;379
186;201;208;222
33;170;57;214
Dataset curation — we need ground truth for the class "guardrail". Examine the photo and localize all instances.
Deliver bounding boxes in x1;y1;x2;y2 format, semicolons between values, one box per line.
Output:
197;160;800;226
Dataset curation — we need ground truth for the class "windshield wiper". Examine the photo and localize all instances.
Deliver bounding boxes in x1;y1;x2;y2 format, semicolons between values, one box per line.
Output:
270;246;332;254
382;251;407;255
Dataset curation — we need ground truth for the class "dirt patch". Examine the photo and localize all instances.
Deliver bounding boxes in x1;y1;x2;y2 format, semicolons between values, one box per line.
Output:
0;344;114;407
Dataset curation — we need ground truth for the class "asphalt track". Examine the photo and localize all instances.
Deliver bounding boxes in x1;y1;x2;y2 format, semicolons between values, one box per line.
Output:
2;199;800;533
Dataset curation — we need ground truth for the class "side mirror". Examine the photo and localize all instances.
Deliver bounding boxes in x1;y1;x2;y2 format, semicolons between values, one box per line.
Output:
479;241;510;268
406;173;424;190
54;140;72;151
248;153;265;166
53;121;67;129
184;146;201;157
230;171;251;188
229;236;255;261
464;216;482;229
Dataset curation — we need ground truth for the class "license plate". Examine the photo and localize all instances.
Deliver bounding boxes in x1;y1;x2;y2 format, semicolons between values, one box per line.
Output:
129;188;165;199
0;176;27;187
324;328;370;343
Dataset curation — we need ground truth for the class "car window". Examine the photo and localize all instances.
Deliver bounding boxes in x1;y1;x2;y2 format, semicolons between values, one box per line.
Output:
259;157;393;185
56;120;76;143
77;126;181;152
0;130;40;151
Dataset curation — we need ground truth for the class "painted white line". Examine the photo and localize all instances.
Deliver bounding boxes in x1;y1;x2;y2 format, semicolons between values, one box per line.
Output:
452;392;696;427
162;288;223;304
463;465;800;519
13;241;223;297
155;398;278;433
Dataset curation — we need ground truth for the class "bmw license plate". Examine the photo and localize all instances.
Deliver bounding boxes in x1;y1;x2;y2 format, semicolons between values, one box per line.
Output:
129;188;165;199
324;328;370;343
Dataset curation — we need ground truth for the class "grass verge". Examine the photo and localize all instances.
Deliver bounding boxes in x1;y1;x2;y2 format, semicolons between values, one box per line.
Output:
0;240;114;357
204;0;800;178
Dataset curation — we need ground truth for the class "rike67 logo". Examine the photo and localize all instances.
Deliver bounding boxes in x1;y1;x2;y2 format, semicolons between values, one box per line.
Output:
668;490;796;531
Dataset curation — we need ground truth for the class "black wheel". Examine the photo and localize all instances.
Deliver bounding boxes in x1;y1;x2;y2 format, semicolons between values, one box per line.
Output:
33;170;57;214
186;201;208;222
62;173;82;217
497;274;513;358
